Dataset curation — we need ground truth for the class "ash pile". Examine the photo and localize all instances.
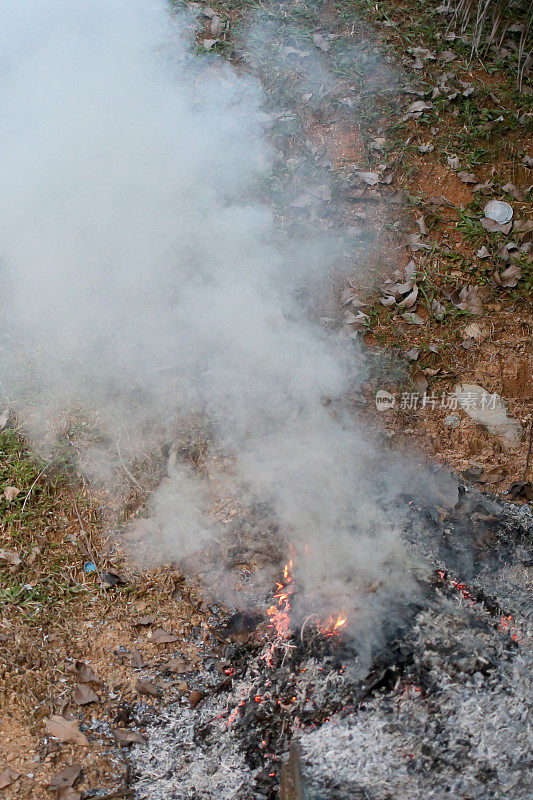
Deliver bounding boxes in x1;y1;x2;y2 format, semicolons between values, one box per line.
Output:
130;486;532;800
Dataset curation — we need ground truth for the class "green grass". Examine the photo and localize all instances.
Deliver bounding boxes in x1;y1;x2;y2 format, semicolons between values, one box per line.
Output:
0;429;97;624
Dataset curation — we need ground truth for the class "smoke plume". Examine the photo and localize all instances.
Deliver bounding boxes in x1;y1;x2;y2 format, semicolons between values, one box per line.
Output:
0;0;424;650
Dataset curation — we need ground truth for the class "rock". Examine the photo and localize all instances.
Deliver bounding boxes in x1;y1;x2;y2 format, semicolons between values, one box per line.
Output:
455;384;523;449
444;414;461;429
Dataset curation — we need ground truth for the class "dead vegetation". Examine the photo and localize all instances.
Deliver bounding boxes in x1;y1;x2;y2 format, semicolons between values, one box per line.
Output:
0;0;531;796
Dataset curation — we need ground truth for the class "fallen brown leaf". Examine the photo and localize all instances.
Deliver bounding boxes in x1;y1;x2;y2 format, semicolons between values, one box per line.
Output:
406;100;433;115
47;764;82;791
46;716;89;746
411;366;429;394
189;689;204;708
398;285;419;308
0;549;21;566
3;486;20;502
129;650;145;669
312;32;330;52
450;285;483;315
0;768;20;789
481;218;512;234
134;615;156;626
56;789;80;800
73;683;100;705
507;481;533;501
478;468;505;485
72;661;103;686
113;728;147;746
149;628;179;645
494;264;521;288
457;170;477;184
135;678;161;698
431;298;445;320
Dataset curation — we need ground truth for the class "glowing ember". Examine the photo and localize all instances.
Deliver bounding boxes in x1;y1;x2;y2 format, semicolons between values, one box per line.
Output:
437;570;521;642
265;555;348;657
319;613;348;636
266;558;294;644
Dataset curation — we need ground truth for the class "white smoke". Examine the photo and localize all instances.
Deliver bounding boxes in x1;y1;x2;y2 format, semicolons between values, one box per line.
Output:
0;0;420;646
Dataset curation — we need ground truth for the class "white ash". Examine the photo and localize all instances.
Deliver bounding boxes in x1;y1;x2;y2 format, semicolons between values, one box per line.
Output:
131;692;254;800
299;601;531;800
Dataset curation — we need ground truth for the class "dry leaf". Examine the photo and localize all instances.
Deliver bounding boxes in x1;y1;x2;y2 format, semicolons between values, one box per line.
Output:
457;171;478;184
502;182;523;201
494;264;521;288
0;768;20;789
56;789;81;800
473;182;494;195
478;468;505;485
426;195;453;207
189;689;204;708
357;171;380;186
149;628;179;645
73;683;100;705
48;764;82;791
210;16;224;36
451;285;483;315
481;218;512;234
0;410;9;431
398;285;419;308
165;657;195;673
406;100;433;115
513;219;533;234
343;310;368;331
411;366;429;393
3;487;20;502
416;216;428;236
72;661;103;686
477;246;490;258
507;480;533;501
134;615;156;626
129;650;145;669
431;298;445;320
0;549;21;566
113;728;147;746
406;233;430;251
135;678;161;698
405;347;420;361
46;716;89;746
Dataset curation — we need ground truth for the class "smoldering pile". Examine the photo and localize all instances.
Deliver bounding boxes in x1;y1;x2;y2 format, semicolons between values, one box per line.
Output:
129;487;531;800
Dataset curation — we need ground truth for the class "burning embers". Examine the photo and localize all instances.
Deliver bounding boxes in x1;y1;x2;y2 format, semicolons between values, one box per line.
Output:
436;569;521;642
264;556;348;663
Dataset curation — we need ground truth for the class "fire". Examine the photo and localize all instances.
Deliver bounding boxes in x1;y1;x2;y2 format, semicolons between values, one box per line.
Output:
319;613;347;636
266;558;294;640
266;556;347;651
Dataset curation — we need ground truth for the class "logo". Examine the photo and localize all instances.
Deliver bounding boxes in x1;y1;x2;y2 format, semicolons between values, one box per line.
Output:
375;390;395;411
